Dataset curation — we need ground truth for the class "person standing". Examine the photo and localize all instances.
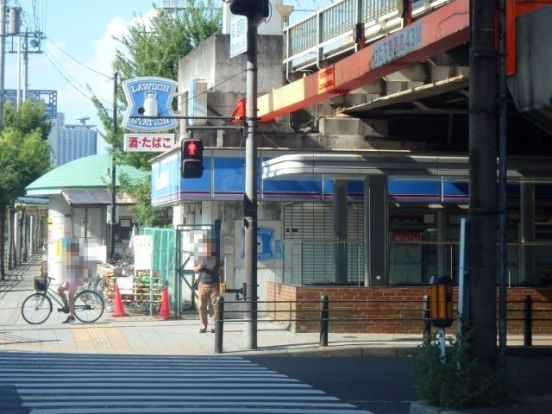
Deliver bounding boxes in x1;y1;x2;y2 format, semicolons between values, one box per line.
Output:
194;239;224;333
57;241;85;324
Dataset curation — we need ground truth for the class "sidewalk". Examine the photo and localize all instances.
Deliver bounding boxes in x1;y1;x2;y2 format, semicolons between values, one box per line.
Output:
1;256;429;356
2;256;552;414
2;256;552;356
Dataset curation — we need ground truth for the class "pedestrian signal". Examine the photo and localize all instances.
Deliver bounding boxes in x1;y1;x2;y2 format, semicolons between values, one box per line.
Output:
181;138;204;178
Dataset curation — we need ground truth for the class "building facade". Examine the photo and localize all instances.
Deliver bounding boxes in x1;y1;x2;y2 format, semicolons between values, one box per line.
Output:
48;114;98;167
147;0;552;332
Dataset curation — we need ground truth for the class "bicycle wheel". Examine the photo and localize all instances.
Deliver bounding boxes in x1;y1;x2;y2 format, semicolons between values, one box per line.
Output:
21;293;52;324
74;290;105;323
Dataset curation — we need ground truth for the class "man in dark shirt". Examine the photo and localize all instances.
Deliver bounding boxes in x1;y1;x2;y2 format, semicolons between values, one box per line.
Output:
194;239;224;333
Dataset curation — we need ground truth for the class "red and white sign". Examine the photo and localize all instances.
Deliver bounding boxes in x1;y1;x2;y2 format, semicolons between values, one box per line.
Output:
392;230;422;242
123;133;175;152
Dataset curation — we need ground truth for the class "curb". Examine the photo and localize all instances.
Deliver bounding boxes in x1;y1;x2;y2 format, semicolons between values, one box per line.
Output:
409;394;552;414
222;345;552;358
409;401;464;414
507;346;552;357
222;345;418;358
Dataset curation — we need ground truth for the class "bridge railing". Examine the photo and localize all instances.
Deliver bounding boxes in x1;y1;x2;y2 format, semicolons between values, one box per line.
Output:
283;0;452;76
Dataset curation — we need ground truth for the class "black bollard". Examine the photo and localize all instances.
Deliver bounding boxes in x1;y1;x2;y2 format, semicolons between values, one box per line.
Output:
320;295;329;347
524;295;532;347
423;294;431;341
215;296;224;353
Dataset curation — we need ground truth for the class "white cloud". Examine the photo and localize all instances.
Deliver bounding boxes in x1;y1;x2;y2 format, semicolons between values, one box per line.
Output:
86;10;159;118
4;6;158;141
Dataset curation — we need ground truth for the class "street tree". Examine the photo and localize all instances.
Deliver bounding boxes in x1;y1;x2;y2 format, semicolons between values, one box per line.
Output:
0;101;51;278
92;1;222;227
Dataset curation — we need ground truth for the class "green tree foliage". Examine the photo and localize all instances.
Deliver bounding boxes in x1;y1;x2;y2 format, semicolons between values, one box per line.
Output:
91;1;221;226
0;101;51;278
3;100;52;138
120;175;169;227
411;331;509;409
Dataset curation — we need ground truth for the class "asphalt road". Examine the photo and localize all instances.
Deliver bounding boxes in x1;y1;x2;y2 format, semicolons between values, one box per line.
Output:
247;355;419;414
246;355;552;414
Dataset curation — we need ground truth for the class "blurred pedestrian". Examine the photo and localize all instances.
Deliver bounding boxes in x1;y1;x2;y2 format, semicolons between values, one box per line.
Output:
57;241;85;324
194;238;224;333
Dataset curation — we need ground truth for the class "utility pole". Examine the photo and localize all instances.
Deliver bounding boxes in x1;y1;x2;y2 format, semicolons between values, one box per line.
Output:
22;30;27;100
468;0;498;368
226;0;269;350
497;0;509;367
243;13;259;350
110;72;118;261
0;0;6;127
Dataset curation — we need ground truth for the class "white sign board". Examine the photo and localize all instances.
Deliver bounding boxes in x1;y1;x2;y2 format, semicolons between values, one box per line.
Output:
122;77;178;132
133;235;153;270
230;15;247;58
123;133;175;152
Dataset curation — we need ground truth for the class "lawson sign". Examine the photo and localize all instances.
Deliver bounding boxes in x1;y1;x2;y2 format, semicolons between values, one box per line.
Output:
122;77;178;132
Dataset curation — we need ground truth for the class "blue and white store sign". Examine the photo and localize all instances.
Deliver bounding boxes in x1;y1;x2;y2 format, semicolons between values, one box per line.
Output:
122;77;178;132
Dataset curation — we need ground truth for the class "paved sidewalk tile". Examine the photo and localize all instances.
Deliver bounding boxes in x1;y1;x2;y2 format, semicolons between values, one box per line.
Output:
2;256;552;358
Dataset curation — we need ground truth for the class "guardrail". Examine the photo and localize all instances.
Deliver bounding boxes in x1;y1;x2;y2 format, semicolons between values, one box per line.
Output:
283;0;452;76
213;294;552;353
281;240;552;286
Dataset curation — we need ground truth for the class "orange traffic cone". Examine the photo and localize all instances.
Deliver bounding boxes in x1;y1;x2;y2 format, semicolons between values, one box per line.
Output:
158;284;171;320
112;284;128;317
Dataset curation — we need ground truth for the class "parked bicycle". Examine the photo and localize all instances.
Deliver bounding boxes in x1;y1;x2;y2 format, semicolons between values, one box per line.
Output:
132;271;163;313
21;276;105;325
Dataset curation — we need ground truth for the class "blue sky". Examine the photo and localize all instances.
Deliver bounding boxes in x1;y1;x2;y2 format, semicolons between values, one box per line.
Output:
5;0;328;148
6;0;159;131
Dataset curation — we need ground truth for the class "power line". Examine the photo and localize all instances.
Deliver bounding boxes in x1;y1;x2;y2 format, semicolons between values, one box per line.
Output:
45;39;112;80
42;49;112;109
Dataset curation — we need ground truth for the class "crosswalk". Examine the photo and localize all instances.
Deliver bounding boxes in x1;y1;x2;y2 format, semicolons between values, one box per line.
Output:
0;352;373;414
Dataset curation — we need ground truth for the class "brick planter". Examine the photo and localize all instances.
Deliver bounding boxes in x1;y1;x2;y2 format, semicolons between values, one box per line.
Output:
266;282;552;334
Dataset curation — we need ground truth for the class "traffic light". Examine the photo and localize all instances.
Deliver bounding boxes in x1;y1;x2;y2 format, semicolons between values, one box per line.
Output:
181;138;204;178
228;0;269;18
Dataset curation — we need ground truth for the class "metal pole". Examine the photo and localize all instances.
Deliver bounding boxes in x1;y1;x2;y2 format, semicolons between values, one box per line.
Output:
110;72;118;261
497;0;509;368
0;0;6;127
438;327;446;364
149;271;154;316
23;31;28;101
468;0;498;367
457;217;466;338
243;15;258;350
523;295;532;347
423;294;431;341
319;295;329;347
215;295;224;354
16;31;21;108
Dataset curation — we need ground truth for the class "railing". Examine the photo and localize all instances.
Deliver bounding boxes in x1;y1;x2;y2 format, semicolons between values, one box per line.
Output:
280;240;552;287
213;294;552;353
283;0;451;75
282;240;364;286
390;241;552;286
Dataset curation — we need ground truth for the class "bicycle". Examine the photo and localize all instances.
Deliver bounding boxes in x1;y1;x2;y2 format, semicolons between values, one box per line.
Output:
21;276;105;325
132;271;163;314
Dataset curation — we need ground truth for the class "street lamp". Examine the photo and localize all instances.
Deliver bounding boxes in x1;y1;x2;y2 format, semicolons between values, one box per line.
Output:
275;4;294;28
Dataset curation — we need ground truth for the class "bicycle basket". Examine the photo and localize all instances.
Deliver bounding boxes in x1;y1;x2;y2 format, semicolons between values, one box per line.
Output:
34;276;47;291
